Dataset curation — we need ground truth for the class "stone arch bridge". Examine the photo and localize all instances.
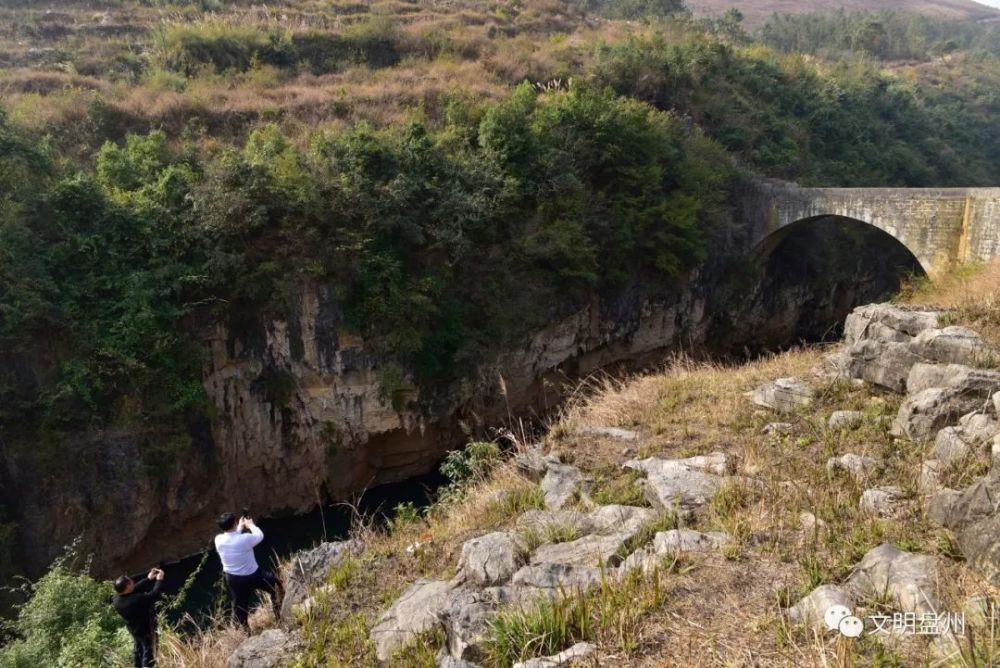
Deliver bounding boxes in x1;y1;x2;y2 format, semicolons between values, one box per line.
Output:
740;179;1000;278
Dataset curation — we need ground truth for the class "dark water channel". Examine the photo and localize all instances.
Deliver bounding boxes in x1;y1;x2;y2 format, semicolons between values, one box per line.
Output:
160;469;446;629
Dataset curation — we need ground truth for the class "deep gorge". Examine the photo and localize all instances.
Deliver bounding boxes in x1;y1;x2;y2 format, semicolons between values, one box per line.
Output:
0;211;923;585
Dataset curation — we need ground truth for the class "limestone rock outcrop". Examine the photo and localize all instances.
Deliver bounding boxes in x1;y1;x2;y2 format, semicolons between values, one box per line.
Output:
227;629;302;668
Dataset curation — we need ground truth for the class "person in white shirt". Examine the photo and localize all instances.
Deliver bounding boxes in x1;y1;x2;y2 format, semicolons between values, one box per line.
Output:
214;511;283;629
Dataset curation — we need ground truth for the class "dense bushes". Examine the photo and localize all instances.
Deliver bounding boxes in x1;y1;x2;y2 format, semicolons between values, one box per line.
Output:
0;125;206;439
155;19;405;75
759;10;1000;61
0;85;731;449
191;83;731;386
590;33;1000;186
0;552;128;668
581;0;686;20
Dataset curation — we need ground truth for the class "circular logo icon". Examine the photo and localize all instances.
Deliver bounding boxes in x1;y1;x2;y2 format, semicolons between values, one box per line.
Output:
838;615;864;638
824;604;852;632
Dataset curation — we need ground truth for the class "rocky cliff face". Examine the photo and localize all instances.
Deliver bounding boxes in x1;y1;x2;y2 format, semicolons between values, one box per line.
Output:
1;216;922;578
2;278;716;578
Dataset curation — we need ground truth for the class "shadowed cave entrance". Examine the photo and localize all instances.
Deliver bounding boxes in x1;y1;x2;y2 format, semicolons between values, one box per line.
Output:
716;215;927;354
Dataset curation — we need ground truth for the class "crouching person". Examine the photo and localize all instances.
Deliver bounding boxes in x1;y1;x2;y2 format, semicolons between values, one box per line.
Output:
112;567;165;668
214;512;284;629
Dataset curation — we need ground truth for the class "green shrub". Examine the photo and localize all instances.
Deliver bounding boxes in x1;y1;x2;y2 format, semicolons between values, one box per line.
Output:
440;441;503;485
0;552;130;668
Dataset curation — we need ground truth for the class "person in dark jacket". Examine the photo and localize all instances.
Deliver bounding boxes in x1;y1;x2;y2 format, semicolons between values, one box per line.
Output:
112;567;165;668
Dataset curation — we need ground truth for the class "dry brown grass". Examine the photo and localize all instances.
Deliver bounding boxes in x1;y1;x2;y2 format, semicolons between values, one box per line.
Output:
547;339;1000;666
176;291;1000;666
900;260;1000;347
160;607;275;668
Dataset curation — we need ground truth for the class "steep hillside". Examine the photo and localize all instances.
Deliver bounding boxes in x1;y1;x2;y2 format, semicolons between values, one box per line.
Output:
144;261;1000;667
1;1;1000;660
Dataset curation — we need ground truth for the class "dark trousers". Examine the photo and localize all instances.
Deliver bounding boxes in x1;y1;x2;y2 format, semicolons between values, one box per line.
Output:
130;630;156;668
226;569;282;628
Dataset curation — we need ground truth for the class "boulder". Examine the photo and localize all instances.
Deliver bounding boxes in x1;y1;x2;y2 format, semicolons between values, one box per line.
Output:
828;410;865;431
541;463;587;510
906;363;1000;396
892;387;985;441
227;629;302;668
618;529;728;576
510;563;603;592
516;510;594;536
860;486;906;518
844;340;920;393
927;469;1000;584
653;529;728;554
281;540;356;621
625;452;730;476
530;532;629;567
959;411;999;443
371;580;456;662
581;426;639;441
843;304;940;346
512;642;596;668
787;584;855;630
751;378;814;413
438;589;496;662
513;446;549;482
846;544;940;614
457;532;523;587
933;427;975;464
826;453;878;482
436;651;481;668
624;455;729;513
912;326;990;366
761;422;794;436
587;505;656;537
919;460;943;494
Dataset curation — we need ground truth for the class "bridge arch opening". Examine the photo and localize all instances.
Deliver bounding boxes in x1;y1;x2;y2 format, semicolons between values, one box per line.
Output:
726;215;927;351
755;214;931;277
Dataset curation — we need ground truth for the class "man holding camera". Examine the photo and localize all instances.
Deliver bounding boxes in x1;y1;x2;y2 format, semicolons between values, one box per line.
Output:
112;567;165;668
214;511;284;629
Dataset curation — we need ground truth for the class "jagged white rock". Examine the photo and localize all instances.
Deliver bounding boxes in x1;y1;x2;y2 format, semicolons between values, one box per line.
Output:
906;363;1000;396
227;629;302;668
623;454;730;513
843;304;940;345
750;378;814;413
787;584;855;630
541;463;587;510
892;387;985;442
281;540;356;621
371;579;456;662
530;532;630;567
847;544;940;614
860;486;906;517
458;532;522;587
826;453;878;482
438;589;495;662
512;642;596;668
581;426;639;441
587;505;656;537
509;563;603;592
761;422;794;435
828;410;865;431
912;326;990;366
